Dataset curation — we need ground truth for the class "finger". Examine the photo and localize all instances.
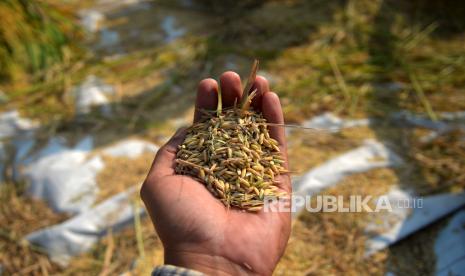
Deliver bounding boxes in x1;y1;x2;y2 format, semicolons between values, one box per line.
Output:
262;92;285;148
194;78;218;122
251;75;269;111
148;127;187;177
220;71;242;107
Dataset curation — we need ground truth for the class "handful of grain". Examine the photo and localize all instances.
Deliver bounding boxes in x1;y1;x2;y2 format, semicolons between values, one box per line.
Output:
175;61;287;211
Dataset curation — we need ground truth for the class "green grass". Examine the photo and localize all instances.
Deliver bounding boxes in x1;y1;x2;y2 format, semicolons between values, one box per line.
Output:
0;0;82;83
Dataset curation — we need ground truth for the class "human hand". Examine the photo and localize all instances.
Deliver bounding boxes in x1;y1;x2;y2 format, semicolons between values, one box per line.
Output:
140;71;291;275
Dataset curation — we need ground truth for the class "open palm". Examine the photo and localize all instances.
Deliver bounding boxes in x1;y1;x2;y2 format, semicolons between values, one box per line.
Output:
141;72;291;275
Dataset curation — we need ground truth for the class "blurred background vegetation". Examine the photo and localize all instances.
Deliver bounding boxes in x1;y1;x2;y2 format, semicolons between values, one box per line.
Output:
0;0;464;275
0;0;82;84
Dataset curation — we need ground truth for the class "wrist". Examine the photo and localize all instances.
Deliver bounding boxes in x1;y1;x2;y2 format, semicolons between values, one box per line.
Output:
164;250;253;276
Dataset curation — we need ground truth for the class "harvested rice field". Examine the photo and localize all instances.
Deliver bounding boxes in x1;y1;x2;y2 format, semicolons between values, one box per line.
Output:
1;0;464;275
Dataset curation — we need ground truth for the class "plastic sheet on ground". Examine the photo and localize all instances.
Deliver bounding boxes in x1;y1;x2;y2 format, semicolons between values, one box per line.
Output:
26;186;143;266
24;136;104;214
299;110;465;135
438;111;465;121
301;112;371;133
161;16;186;43
292;140;403;214
365;189;465;256
72;75;115;115
102;139;158;158
23;138;158;265
99;28;120;49
435;209;465;276
392;111;465;131
79;10;104;33
11;131;38;183
393;110;465;143
20;137;158;214
0;110;38;139
0;110;37;183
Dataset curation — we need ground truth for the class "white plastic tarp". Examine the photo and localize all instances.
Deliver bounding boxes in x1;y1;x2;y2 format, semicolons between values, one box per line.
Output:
79;10;104;33
72;75;115;116
161;16;186;43
435;209;465;276
0;110;37;183
298;110;465;133
25;139;158;264
21;137;158;214
301;112;371;133
365;189;465;256
292;140;403;214
102;139;158;158
11;134;36;181
26;186;144;266
392;111;465;131
24;136;104;214
0;110;38;139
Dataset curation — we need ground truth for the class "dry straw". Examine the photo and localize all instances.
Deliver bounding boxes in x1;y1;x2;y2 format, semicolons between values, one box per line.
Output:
175;60;288;211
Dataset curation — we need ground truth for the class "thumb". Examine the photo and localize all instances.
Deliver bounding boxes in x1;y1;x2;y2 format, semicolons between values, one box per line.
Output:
149;127;187;177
